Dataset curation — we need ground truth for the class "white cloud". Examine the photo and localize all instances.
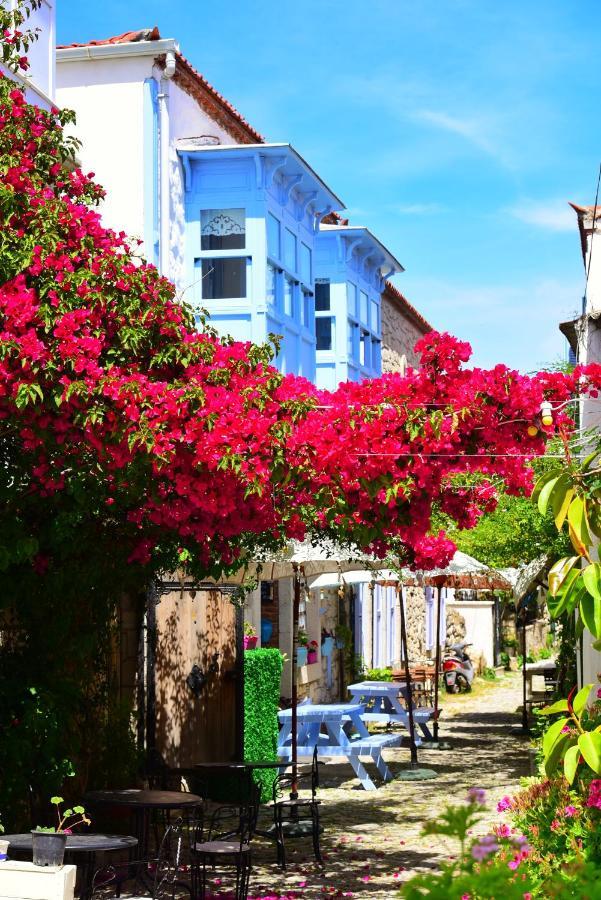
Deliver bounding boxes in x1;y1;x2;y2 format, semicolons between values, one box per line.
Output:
506;200;575;232
413;109;508;165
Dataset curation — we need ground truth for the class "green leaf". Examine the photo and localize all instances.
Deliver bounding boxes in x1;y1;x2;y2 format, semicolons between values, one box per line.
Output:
540;698;569;715
537;474;563;516
564;743;581;784
548;569;584;619
532;468;562;506
50;796;63;806
568;495;592;549
548;556;580;598
544;734;570;777
579;591;601;638
578;731;601;774
583;563;601;604
573;683;594;717
73;806;84;814
542;716;569;758
552;486;575;530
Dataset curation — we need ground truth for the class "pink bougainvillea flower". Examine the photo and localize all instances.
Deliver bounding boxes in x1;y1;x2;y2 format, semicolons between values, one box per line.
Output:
563;805;578;817
497;796;513;812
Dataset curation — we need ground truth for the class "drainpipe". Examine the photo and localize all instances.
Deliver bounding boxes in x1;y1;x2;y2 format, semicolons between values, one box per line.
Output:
157;49;176;278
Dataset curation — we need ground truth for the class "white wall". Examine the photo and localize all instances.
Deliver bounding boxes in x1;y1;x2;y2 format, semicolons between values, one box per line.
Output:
57;56;151;244
446;599;494;668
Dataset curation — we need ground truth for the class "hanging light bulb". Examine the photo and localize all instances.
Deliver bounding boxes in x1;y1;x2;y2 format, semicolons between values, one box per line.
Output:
540;401;553;427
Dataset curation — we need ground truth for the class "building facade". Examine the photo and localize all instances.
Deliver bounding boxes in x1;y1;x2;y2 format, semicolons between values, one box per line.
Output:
561;203;601;688
381;281;433;374
0;0;55;108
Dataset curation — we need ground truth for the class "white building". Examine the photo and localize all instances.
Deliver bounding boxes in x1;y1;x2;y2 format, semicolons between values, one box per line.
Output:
56;28;263;288
560;202;601;686
0;0;55;108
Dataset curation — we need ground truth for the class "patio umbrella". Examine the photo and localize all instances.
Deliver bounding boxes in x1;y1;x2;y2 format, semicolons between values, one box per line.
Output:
417;553;513;745
216;539;375;780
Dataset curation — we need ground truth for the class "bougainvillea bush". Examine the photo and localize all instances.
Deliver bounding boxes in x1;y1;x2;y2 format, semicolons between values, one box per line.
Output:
3;2;601;827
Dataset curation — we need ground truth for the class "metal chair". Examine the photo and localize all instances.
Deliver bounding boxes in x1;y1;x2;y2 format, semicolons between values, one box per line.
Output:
91;818;191;899
272;745;322;869
190;767;259;900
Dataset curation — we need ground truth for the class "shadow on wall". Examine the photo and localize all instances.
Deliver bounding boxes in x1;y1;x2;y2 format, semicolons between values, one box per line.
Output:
155;589;236;767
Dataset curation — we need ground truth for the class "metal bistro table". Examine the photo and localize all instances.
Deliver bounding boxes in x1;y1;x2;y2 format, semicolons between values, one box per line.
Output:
524;658;557;700
348;681;437;744
4;832;137;900
277;702;401;791
84;789;202;858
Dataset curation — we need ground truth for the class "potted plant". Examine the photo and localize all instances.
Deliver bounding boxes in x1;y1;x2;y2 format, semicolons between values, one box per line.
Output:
297;628;308;666
243;621;258;650
32;796;90;867
307;640;319;664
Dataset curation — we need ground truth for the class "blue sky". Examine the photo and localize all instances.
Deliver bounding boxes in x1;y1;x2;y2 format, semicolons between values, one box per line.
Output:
57;1;601;371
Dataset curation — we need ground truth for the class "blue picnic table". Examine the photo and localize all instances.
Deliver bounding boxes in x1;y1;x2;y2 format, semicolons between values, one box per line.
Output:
347;681;436;745
277;702;401;791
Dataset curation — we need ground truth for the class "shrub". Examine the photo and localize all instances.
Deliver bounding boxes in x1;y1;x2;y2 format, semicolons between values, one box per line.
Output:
244;648;284;801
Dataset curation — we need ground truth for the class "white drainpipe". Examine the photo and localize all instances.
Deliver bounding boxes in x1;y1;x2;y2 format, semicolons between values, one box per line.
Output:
158;50;176;278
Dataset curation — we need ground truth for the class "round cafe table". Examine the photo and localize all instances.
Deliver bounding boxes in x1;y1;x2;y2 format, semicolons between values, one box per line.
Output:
84;789;202;858
4;832;137;900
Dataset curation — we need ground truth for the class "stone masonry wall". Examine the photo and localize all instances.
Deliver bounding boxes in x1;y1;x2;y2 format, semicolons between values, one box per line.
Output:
381;296;427;373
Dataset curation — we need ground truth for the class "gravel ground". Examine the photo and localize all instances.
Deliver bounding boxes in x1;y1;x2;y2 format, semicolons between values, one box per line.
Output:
243;672;531;899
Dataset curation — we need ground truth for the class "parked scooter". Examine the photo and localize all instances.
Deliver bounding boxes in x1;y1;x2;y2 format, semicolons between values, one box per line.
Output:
443;642;475;693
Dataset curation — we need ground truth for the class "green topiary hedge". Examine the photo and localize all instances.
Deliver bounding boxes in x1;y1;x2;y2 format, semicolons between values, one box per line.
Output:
244;648;284;801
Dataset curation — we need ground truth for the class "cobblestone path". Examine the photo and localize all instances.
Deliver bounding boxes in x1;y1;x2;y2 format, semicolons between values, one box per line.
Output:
246;672;530;899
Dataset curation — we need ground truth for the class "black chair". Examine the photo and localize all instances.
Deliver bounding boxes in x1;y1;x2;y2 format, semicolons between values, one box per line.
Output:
272;746;323;869
91;818;191;899
190;768;259;900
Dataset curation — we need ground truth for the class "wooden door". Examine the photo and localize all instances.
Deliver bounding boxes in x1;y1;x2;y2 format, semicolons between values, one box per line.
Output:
154;588;236;766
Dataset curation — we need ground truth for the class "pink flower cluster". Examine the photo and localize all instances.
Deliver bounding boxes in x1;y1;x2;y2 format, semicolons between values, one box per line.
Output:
586;780;601;809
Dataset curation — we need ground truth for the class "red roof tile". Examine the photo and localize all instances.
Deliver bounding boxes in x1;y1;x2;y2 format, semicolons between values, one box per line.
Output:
58;27;264;144
382;281;433;334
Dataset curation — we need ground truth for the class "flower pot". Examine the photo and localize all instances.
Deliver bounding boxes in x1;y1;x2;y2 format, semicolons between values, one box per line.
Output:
297;646;308;666
260;619;273;645
321;636;335;657
31;831;67;867
335;638;345;649
243;635;258;650
307;650;318;664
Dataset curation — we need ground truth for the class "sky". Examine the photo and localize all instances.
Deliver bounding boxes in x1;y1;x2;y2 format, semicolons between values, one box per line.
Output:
57;0;601;372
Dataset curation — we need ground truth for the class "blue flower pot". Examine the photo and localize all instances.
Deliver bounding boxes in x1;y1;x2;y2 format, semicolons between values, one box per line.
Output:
260;619;273;645
297;646;308;666
321;636;335;657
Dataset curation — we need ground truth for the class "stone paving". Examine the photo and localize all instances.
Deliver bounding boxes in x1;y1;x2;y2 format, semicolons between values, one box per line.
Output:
244;672;530;899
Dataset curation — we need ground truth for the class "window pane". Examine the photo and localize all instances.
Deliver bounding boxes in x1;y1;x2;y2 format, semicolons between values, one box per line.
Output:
302;291;312;327
371;298;380;332
284;229;297;271
201;208;245;250
347;281;357;316
202;258;246;299
267;213;280;259
267;263;276;307
360;290;369;325
372;338;381;370
347;320;357;360
315;279;330;311
316;317;333;351
300;243;312;282
284;276;294;316
360;330;369;366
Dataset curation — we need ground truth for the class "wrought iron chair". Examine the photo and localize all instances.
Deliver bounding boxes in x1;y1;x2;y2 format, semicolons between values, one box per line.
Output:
190;767;259;900
91;818;192;899
272;745;323;869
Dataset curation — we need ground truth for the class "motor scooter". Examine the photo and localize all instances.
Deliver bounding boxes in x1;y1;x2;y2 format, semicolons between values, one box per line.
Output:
443;641;475;693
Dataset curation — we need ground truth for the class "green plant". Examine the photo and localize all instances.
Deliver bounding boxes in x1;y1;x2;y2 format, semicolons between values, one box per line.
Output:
364;667;393;682
539;684;601;783
297;628;308;646
34;796;90;833
244;648;283;802
481;666;497;681
500;651;510;670
243;620;256;637
538;647;552;660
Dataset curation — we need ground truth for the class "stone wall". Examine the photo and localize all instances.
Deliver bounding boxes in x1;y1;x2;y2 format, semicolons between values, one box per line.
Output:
381;286;431;373
297;587;343;704
405;586;427;660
